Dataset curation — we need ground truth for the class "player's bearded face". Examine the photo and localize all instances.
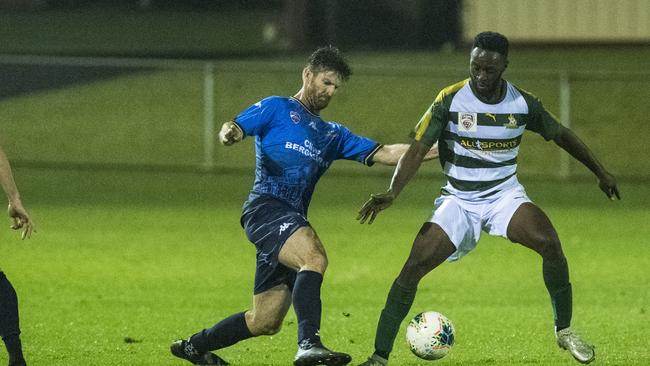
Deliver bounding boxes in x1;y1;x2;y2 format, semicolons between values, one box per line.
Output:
305;70;341;111
469;47;507;98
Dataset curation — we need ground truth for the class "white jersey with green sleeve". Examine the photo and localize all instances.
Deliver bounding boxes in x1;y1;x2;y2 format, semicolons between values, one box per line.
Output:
412;79;562;197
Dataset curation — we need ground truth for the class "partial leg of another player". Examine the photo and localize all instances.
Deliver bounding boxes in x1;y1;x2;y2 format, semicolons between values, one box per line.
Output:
359;223;456;366
171;284;291;365
279;226;351;366
0;271;26;366
507;202;595;364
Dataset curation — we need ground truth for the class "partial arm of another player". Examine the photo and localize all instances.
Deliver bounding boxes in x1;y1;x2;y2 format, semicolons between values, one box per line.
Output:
371;142;438;166
218;121;244;146
0;144;34;239
357;140;432;224
553;125;620;200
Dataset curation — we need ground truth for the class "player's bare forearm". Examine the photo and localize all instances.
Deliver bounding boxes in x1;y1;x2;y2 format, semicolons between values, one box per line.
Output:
388;140;430;198
218;121;244;146
424;142;439;161
554;126;605;177
357;140;430;224
0;144;34;238
372;144;407;165
554;126;620;200
0;145;20;202
372;142;438;166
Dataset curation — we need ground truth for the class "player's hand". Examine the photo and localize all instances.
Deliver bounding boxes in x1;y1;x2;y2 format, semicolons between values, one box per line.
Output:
8;201;34;239
218;121;243;146
598;171;620;200
357;191;395;224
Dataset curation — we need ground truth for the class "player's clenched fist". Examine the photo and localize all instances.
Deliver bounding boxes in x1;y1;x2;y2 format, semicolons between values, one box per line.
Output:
218;121;244;146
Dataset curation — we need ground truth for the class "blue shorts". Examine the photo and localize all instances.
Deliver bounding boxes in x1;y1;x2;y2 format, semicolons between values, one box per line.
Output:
241;196;310;294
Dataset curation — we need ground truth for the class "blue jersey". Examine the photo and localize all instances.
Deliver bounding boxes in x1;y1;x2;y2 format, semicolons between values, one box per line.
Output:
234;96;381;216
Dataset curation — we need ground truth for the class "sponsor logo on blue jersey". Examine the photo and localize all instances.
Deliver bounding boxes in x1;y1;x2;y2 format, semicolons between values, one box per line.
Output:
290;111;301;123
284;140;329;168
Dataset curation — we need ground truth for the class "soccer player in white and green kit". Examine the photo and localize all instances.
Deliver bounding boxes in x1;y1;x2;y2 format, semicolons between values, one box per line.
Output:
356;32;619;365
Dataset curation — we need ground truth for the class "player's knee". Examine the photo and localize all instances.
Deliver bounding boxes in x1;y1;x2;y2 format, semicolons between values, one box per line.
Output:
301;251;328;273
256;319;283;335
534;236;564;260
400;258;432;286
247;312;283;336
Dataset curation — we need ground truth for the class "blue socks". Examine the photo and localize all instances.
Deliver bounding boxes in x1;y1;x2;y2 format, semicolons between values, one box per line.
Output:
190;312;253;353
188;270;324;354
0;272;25;365
293;270;323;349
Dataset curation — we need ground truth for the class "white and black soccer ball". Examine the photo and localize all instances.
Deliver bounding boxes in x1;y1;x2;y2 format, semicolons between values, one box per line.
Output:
406;311;455;360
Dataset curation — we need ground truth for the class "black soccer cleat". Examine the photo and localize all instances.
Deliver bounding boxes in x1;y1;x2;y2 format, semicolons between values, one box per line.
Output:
293;345;352;366
170;339;229;365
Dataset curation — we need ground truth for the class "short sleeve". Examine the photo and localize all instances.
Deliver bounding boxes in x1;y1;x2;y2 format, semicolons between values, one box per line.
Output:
336;124;381;166
410;100;447;147
233;97;279;138
524;95;562;141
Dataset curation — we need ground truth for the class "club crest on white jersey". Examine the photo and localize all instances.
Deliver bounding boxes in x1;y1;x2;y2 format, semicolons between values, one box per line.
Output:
458;112;477;132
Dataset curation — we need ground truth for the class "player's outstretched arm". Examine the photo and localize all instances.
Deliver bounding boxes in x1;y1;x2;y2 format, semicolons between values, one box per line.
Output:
0;144;34;239
357;140;431;224
372;142;438;166
218;121;244;146
553;125;620;200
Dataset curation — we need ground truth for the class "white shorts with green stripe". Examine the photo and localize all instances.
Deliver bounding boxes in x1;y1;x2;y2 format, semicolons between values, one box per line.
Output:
429;177;532;262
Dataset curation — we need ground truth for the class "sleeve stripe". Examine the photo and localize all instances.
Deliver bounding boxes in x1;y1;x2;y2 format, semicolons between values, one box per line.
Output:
414;109;433;141
414;79;467;142
435;79;467;104
364;143;383;165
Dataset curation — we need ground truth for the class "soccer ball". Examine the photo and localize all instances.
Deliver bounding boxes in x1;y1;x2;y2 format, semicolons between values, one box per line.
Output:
406;311;455;360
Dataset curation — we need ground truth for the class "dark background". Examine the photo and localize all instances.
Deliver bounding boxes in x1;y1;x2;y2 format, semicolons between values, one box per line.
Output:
0;0;462;56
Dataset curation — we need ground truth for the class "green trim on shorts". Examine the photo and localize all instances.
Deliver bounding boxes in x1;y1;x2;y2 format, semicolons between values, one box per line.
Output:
443;154;517;169
447;173;516;191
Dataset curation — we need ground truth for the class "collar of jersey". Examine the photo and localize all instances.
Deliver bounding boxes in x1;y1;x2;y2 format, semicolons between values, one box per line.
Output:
468;80;510;105
289;96;320;117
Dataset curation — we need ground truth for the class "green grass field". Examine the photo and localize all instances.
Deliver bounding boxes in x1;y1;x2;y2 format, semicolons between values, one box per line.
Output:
1;167;648;365
0;31;649;364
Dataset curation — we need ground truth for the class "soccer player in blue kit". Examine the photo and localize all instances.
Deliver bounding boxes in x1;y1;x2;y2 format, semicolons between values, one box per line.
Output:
170;46;438;366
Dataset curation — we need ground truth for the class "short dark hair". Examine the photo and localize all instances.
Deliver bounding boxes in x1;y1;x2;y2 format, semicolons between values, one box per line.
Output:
307;46;352;81
473;31;509;57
